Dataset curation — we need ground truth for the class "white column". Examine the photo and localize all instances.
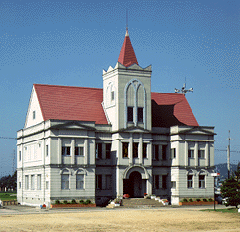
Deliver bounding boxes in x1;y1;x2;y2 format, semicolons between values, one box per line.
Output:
195;142;198;167
185;141;188;166
139;134;143;164
205;142;209;167
58;138;62;164
129;133;133;165
84;139;88;165
71;139;75;164
149;141;152;166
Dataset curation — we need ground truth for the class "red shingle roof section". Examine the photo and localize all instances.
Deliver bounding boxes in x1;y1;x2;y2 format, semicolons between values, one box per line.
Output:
151;92;199;127
34;84;198;127
34;84;108;125
118;34;138;67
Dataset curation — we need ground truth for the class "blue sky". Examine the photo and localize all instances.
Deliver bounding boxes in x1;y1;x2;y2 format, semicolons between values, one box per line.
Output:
1;0;239;176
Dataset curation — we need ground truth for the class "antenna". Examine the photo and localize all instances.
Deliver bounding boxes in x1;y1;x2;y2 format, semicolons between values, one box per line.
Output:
126;9;129;36
175;78;193;95
227;130;231;178
12;148;15;175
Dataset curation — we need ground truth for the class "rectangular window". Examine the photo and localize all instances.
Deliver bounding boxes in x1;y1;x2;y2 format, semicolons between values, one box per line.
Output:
75;147;84;156
106;175;112;190
19;151;21;161
198;150;205;159
142;143;147;159
76;174;84;190
199;175;205;188
171;148;176;159
122;142;129;158
33;111;36;119
19;182;21;189
46;145;49;157
106;143;111;159
153;175;159;189
96;175;102;190
127;107;133;122
171;181;176;189
46;181;49;190
138;107;143;123
111;91;114;101
153;145;159;161
96;143;102;159
61;174;69;190
188;149;194;158
37;174;41;190
62;146;71;156
25;175;29;190
188;175;193;188
133;142;138;158
162;175;167;189
31;175;35;190
162;145;167;160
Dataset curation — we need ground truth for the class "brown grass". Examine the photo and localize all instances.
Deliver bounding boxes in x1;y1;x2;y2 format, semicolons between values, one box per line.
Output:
0;208;240;231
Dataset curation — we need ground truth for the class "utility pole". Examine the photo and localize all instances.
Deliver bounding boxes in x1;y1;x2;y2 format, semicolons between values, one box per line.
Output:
227;130;231;179
12;148;16;175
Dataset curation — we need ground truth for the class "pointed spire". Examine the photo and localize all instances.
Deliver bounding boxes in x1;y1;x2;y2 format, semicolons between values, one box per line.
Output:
118;29;138;67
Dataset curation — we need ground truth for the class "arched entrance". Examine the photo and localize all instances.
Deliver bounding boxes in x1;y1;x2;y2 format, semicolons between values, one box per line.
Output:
123;171;146;198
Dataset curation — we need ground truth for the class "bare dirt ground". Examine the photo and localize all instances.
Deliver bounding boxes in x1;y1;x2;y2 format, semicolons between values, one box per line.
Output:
0;208;239;232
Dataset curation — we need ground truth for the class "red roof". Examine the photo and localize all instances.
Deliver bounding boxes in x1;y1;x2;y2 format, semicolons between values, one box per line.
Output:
118;32;138;67
34;84;108;125
34;84;198;127
151;92;199;127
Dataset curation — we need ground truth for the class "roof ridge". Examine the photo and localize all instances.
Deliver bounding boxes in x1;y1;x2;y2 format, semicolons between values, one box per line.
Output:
34;84;103;90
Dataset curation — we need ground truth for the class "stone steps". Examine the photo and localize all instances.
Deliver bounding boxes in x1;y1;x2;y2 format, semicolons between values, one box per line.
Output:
121;198;164;208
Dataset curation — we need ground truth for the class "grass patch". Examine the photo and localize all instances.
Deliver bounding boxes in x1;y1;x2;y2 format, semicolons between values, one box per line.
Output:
0;192;17;201
201;208;238;214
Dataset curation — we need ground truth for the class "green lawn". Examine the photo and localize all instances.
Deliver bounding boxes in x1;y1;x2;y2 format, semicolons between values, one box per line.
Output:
202;208;239;214
0;192;17;201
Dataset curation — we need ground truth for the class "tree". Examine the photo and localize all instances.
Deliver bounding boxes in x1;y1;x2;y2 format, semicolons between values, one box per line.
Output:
0;171;17;191
221;163;240;208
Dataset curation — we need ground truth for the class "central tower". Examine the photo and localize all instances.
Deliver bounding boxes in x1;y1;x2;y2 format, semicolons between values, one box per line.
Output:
102;29;152;131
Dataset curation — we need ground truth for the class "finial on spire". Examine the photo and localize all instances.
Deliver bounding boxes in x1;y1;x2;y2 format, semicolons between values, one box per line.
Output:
125;9;129;36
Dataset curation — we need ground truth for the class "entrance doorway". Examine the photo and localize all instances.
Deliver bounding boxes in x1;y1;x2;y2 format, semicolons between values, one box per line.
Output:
123;171;146;198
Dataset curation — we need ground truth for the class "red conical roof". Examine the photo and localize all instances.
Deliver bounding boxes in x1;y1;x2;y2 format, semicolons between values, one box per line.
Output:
118;31;138;67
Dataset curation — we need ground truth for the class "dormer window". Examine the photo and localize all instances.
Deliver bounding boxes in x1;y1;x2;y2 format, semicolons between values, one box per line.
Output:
33;111;36;120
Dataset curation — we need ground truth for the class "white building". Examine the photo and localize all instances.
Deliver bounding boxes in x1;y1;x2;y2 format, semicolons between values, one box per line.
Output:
17;29;215;206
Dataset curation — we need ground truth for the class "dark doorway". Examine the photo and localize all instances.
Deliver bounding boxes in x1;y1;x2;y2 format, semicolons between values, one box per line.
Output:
123;171;146;198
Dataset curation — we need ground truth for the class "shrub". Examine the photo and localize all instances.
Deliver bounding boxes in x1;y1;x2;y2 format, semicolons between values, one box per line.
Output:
208;198;213;202
79;200;84;204
196;198;201;202
85;199;91;204
63;200;68;204
55;200;60;204
189;198;193;202
182;198;188;202
203;198;207;202
71;199;77;204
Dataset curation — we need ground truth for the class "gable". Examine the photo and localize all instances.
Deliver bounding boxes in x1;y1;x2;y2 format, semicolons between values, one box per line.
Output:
25;86;44;128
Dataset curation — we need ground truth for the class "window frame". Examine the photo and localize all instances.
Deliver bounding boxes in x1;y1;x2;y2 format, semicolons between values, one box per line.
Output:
162;145;167;160
187;175;193;188
122;142;129;158
142;143;147;159
153;144;159;161
31;175;35;190
75;146;84;156
198;150;205;159
96;174;102;190
133;142;139;158
25;175;29;190
171;148;176;159
188;149;194;158
171;181;176;189
137;107;143;123
37;174;41;190
76;174;84;190
62;146;71;156
105;143;111;159
61;174;69;190
199;175;205;188
96;143;102;159
127;107;134;122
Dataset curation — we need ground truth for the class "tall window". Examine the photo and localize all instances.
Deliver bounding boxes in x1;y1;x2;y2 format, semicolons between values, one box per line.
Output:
31;175;35;190
171;181;176;189
75;147;84;156
153;145;159;161
33;111;36;119
46;145;49;157
37;174;41;190
142;143;147;159
96;143;102;159
25;175;29;190
61;174;69;190
171;148;176;159
62;146;71;156
199;175;205;188
153;175;159;189
188;149;194;158
127;107;133;122
111;91;114;101
162;175;167;189
106;143;111;159
187;175;193;188
162;145;167;160
133;142;138;158
198;150;205;159
76;174;84;190
96;175;102;190
106;175;112;190
122;142;128;158
19;151;21;161
138;107;143;122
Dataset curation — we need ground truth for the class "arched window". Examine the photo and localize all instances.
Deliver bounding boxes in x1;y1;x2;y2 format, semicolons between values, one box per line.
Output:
198;170;208;189
60;168;70;190
124;79;146;128
187;170;194;189
75;168;86;190
106;82;115;108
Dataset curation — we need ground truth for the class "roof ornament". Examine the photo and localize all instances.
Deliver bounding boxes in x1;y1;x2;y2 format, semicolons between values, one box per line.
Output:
125;9;129;36
175;78;193;95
